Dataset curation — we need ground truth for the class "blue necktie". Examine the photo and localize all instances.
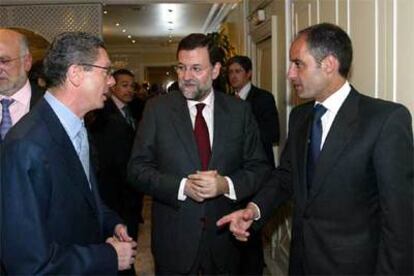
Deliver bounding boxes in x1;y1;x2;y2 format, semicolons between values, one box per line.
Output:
0;99;15;140
76;123;91;189
307;104;327;189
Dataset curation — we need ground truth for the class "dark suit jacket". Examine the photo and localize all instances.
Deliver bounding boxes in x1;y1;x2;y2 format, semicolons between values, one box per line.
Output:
246;85;280;167
127;90;270;273
1;98;122;274
88;98;142;236
253;88;413;275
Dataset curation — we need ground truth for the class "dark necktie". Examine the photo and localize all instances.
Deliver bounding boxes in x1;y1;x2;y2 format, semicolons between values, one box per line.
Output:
194;103;211;170
0;98;14;140
122;106;135;130
307;104;327;189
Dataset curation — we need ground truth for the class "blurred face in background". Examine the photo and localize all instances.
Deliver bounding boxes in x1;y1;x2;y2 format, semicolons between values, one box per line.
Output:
0;29;32;96
111;73;135;104
227;62;251;91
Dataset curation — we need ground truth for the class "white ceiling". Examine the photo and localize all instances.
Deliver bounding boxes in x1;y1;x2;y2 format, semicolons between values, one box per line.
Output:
1;0;241;48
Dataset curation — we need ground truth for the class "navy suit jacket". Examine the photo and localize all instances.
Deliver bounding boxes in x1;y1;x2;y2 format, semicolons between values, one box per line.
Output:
1;98;122;274
253;88;413;275
128;90;270;273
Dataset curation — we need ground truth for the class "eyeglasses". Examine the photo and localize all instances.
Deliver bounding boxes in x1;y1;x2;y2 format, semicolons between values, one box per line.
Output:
174;64;210;75
0;56;24;68
79;63;114;76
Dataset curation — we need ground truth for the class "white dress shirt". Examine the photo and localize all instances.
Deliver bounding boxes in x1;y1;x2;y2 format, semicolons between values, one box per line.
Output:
178;90;236;201
236;82;252;100
0;80;31;126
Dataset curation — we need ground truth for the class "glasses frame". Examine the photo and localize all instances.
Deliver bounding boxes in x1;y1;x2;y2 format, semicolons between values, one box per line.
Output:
79;63;114;76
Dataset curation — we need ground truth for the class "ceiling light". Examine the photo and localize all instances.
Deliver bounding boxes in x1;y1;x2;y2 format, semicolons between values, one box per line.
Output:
127;35;132;39
168;9;173;12
103;10;108;15
115;23;120;27
122;29;126;33
132;40;136;44
168;21;173;24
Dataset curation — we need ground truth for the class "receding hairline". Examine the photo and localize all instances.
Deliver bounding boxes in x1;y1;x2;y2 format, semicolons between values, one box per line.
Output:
0;29;30;55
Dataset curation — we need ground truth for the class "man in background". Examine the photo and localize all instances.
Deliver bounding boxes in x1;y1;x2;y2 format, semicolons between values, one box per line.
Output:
218;23;413;275
1;32;137;274
88;69;144;275
0;28;43;142
226;55;280;275
227;55;280;167
128;33;270;274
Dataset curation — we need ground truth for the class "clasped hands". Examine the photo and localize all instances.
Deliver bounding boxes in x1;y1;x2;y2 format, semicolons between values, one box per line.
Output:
106;224;137;271
184;170;229;202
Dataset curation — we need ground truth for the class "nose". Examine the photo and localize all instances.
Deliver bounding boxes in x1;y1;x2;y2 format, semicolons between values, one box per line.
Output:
182;68;193;80
108;75;115;87
287;63;296;80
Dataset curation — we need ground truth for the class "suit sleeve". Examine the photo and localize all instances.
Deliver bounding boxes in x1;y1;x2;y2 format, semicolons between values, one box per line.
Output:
127;99;182;208
1;140;118;275
373;106;413;274
227;103;272;202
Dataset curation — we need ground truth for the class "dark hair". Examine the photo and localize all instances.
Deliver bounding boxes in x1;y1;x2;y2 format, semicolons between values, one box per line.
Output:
112;68;134;82
43;32;105;88
298;23;353;78
226;55;252;72
176;33;224;66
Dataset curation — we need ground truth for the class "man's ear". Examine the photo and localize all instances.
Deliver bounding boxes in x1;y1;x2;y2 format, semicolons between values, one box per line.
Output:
23;53;33;73
321;55;339;75
67;64;83;87
212;62;221;80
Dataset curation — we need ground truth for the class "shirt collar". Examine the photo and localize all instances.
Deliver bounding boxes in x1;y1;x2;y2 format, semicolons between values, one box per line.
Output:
187;89;215;110
237;82;252;100
0;79;31;106
317;81;351;115
111;94;126;110
44;91;83;140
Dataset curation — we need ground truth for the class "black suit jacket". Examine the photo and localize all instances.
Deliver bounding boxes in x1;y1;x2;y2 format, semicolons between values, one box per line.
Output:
88;98;142;231
253;88;413;275
246;85;280;167
1;99;122;274
128;90;270;273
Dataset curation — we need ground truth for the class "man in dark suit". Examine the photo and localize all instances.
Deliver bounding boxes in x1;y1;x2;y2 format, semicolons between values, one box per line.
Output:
1;32;137;274
227;55;280;167
88;68;143;275
227;55;280;275
0;28;44;141
127;33;270;274
218;23;413;275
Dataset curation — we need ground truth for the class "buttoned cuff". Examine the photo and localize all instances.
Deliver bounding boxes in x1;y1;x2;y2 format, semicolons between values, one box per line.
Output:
178;178;187;201
224;176;236;200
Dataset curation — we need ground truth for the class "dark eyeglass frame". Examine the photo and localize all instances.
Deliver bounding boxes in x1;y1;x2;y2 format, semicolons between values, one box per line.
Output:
79;63;114;76
0;55;25;67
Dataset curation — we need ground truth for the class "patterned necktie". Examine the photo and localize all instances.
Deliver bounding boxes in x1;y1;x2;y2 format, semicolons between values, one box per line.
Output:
194;103;211;171
76;123;91;189
0;99;15;140
307;104;327;189
122;105;135;130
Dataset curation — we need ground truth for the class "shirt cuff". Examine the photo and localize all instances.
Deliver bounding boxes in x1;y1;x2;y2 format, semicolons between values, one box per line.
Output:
224;176;236;200
249;202;261;221
178;178;187;201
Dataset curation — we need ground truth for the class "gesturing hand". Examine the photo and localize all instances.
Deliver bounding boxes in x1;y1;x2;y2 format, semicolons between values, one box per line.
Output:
216;205;257;242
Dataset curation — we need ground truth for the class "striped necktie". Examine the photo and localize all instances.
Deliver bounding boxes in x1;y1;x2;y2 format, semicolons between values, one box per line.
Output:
0;98;15;140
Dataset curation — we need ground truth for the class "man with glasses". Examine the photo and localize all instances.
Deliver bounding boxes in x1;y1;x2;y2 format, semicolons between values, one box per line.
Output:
0;28;43;142
128;33;270;274
1;32;137;274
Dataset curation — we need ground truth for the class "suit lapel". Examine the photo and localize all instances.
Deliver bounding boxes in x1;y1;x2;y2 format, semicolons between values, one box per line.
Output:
39;99;97;210
169;92;200;166
307;89;359;203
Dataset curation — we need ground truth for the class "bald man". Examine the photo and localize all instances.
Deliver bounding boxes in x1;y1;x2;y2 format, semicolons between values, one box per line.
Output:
0;28;43;141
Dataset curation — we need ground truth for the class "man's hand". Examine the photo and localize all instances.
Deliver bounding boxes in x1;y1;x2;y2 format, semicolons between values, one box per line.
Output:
184;179;205;202
216;204;257;242
188;170;228;199
106;237;137;271
114;224;133;242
